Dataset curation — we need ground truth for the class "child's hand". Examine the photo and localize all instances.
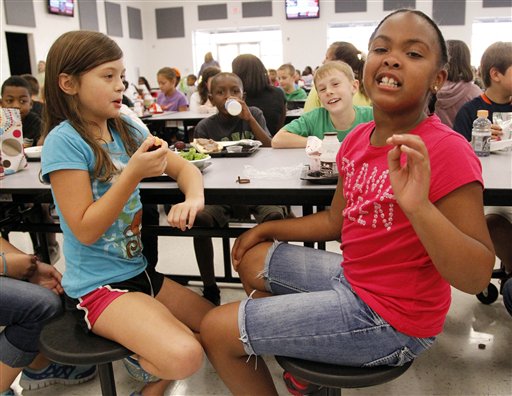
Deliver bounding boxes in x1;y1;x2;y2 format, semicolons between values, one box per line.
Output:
167;196;205;231
28;261;64;295
127;137;169;180
491;124;503;140
3;253;37;280
231;227;269;271
236;99;252;121
386;134;431;215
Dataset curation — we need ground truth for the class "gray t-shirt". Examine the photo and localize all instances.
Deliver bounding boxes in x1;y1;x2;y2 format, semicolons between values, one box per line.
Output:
194;106;270;141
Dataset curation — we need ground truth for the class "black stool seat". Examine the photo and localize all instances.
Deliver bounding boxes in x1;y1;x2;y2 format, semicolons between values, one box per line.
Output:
39;310;132;396
275;355;413;390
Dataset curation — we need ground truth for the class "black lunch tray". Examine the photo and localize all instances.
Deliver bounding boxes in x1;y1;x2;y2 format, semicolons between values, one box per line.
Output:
299;166;338;185
209;146;258;157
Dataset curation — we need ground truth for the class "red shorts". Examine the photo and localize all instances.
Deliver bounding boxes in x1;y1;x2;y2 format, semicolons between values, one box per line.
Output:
64;267;164;332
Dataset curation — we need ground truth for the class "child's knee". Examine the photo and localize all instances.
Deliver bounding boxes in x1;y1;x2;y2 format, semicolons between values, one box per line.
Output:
158;339;204;379
200;307;232;347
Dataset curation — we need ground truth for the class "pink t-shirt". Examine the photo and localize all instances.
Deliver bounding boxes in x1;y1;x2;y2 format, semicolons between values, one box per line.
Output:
337;115;483;338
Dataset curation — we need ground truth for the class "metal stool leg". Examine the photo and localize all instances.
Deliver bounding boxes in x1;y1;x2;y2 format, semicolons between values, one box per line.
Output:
222;237;235;281
98;363;117;396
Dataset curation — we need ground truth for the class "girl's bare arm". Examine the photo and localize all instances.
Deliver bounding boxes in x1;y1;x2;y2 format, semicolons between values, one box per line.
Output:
271;130;307;148
164;151;205;231
50;138;169;244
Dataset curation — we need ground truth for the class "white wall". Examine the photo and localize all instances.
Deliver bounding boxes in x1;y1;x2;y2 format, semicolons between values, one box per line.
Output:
1;0;510;89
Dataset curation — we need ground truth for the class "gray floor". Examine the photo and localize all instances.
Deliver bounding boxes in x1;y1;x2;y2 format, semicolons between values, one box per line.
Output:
6;221;512;396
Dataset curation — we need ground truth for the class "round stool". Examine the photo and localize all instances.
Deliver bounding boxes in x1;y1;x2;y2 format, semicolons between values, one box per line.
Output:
39;310;132;396
275;355;413;395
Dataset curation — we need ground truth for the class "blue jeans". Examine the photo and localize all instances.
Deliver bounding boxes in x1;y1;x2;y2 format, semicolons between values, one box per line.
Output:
238;242;435;367
0;277;62;367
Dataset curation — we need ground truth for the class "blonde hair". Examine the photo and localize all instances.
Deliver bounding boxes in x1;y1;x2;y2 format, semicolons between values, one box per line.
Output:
42;30;142;182
277;63;296;76
314;61;355;87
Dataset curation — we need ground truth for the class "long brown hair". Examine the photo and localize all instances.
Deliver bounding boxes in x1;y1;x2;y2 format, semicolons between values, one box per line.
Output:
232;54;271;96
42;30;142;181
197;66;221;104
446;40;474;83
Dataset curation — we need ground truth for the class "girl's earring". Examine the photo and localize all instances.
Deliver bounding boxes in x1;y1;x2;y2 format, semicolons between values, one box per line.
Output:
433;85;438;93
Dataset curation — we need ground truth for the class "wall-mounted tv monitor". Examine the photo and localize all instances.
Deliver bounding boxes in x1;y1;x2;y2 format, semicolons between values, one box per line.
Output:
48;0;74;17
285;0;319;20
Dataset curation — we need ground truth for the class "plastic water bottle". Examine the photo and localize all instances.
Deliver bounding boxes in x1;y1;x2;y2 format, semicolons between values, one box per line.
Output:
471;110;491;157
225;99;242;116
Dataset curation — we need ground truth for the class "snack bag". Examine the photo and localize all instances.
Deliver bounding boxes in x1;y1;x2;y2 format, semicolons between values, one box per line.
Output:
0;107;27;175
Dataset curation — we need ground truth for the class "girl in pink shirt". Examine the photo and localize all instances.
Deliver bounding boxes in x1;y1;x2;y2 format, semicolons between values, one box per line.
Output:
200;10;495;396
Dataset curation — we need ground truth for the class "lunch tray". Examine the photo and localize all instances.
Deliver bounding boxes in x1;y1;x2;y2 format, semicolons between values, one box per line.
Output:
209;146;259;157
300;165;338;185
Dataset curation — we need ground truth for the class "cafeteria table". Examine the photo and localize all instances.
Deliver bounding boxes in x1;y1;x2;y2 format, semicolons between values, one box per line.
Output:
2;148;511;280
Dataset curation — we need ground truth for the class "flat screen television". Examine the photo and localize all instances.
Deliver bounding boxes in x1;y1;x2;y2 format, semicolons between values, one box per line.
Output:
285;0;320;20
48;0;74;17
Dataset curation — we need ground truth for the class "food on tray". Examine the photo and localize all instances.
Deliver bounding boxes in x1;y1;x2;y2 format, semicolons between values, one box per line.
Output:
192;138;222;153
174;140;186;150
148;102;163;114
178;148;209;161
147;136;163;152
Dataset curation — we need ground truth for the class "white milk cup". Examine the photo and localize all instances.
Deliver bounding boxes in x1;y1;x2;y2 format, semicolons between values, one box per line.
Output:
225;99;242;116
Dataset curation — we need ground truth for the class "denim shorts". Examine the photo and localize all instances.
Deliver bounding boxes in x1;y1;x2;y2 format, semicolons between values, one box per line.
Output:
238;242;435;367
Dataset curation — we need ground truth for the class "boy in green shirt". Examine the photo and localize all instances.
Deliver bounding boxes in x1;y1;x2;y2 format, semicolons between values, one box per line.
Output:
272;61;373;148
277;63;308;101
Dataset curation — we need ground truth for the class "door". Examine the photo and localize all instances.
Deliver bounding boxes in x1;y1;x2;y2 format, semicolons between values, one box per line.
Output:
5;32;32;75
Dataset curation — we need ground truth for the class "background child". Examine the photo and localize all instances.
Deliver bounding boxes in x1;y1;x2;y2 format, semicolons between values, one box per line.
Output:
268;68;279;87
155;67;189;143
137;76;152;96
452;41;512;141
1;76;41;148
20;74;44;117
192;72;286;305
178;73;198;102
272;61;373;148
1;76;59;264
301;66;314;91
40;31;212;396
433;40;482;128
232;54;287;136
0;237;96;395
452;41;512;281
188;66;221;114
304;41;371;113
155;67;188;112
277;63;307;101
199;10;495;395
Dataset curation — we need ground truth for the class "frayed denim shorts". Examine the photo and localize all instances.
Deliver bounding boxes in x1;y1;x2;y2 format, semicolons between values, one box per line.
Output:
238;242;435;367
